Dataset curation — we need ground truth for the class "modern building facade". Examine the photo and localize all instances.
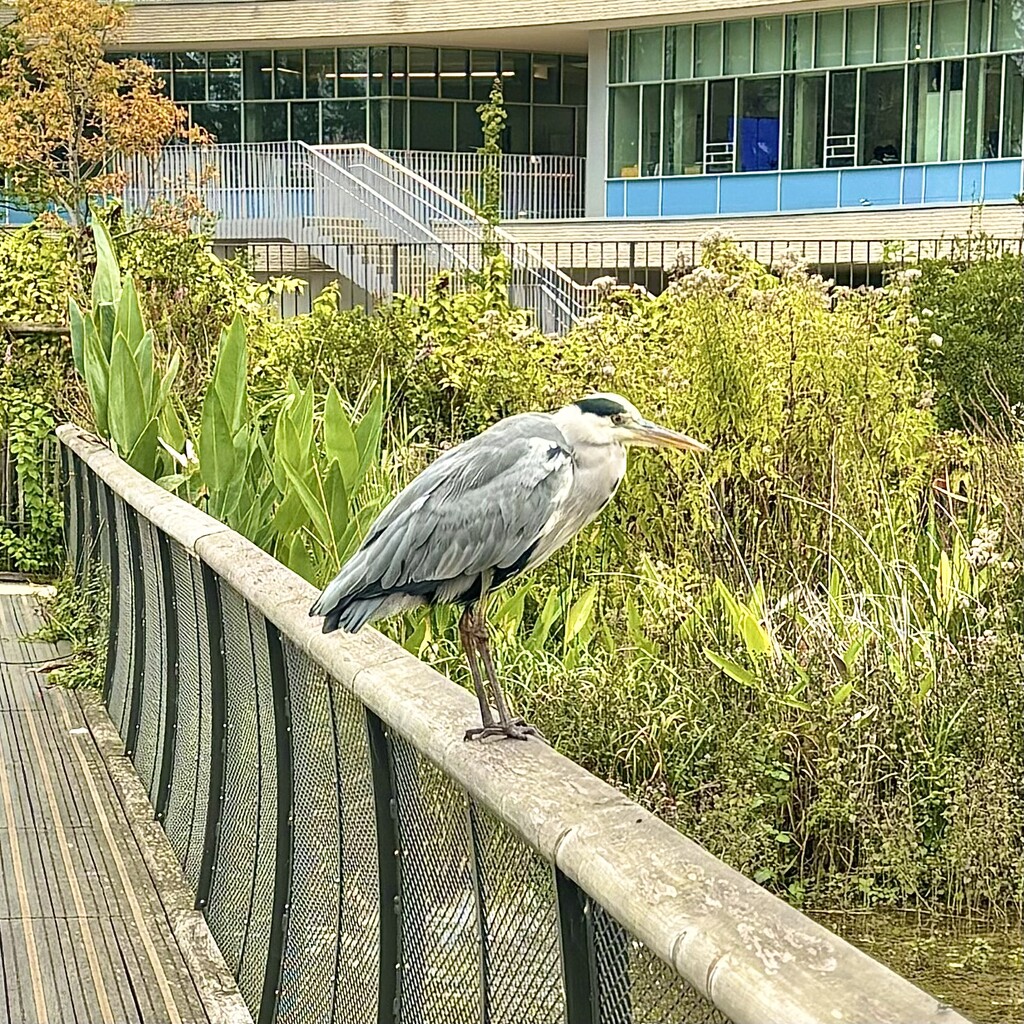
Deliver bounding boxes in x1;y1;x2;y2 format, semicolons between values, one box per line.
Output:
108;0;1024;233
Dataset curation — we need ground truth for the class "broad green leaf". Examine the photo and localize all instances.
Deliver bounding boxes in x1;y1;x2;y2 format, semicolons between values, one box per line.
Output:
108;333;148;458
288;379;315;459
124;417;159;478
213;314;248;432
90;218;120;307
323;386;359;491
740;609;774;656
271;491;309;535
354;389;384;479
276;533;318;584
321;461;350;556
68;297;86;377
116;276;146;355
94;302;115;359
527;588;562;651
279;458;332;543
493;585;530;634
564;585;598;647
156;350;180;410
704;648;759;688
200;393;238;494
82;319;110;436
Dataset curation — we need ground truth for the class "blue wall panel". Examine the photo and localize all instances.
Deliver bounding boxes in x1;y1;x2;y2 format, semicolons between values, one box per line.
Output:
605;180;625;217
624;179;660;217
839;167;902;208
959;162;983;203
779;171;838;211
661;176;718;215
982;159;1023;200
719;173;779;213
605;158;1024;218
924;164;961;203
901;166;924;204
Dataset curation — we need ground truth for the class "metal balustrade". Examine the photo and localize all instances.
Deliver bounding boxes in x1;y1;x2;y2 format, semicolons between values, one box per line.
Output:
58;422;966;1024
120;142;591;333
376;150;585;219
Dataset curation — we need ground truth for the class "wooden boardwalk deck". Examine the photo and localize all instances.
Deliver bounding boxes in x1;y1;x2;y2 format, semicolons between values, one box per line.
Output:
0;582;249;1024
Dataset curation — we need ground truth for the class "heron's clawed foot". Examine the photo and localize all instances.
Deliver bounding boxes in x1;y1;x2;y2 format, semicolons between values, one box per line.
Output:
464;720;542;742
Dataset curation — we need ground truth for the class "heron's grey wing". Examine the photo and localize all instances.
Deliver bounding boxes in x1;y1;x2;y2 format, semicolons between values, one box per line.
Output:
311;414;573;620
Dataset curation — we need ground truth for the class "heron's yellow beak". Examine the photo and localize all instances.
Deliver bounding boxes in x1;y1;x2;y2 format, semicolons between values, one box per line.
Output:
627;420;709;453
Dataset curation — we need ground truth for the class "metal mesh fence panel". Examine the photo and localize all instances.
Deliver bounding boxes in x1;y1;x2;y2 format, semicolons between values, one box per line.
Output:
163;542;212;891
106;495;136;744
470;805;566;1024
132;519;168;803
590;900;728;1024
390;734;481;1024
206;581;278;1017
277;642;378;1024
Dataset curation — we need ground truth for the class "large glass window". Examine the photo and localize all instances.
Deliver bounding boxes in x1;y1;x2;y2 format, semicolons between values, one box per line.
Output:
859;67;905;163
630;29;663;81
441;49;469;100
609;85;640;176
243;51;272;100
323;100;367;143
173;52;206;101
707;79;736;170
191;103;241;143
963;56;1002;158
695;23;724;78
738;76;781;170
337;48;368;98
754;17;784;73
663;82;704;174
816;11;845;67
1003;55;1024;156
931;0;967;57
992;0;1024;50
245;102;286;141
828;70;858;165
209;52;241;102
847;8;876;65
606;4;1024;180
666;25;693;79
534;106;575;155
724;20;752;76
533;54;561;104
908;61;943;161
274;51;304;100
879;5;909;62
785;14;814;70
305;49;335;98
408;100;451;148
783;73;825;168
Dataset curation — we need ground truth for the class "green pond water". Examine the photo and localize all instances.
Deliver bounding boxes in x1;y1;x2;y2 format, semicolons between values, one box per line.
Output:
807;910;1022;1024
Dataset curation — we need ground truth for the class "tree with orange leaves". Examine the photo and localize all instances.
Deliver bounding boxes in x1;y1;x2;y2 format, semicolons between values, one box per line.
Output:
0;0;205;230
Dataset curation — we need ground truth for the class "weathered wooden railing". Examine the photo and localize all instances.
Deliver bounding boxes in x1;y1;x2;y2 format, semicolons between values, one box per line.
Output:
58;422;968;1024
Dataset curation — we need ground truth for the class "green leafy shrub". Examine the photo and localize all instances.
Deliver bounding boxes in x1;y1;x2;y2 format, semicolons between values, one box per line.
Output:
910;243;1024;433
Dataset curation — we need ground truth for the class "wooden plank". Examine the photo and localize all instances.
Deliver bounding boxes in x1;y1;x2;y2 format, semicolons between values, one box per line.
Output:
0;588;221;1024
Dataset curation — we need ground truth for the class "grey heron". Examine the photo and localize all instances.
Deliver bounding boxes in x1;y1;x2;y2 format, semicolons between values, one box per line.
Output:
310;393;707;740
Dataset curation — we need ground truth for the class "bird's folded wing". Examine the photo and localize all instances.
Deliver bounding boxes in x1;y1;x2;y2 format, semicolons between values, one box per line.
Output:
346;425;573;596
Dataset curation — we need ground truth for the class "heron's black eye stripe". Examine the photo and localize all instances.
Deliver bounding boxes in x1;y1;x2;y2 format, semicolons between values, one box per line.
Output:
546;445;565;461
576;397;626;418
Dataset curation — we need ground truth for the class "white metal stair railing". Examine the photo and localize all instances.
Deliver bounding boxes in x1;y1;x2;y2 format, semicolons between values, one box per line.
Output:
120;142;588;330
382;150;586;219
316;143;590;332
119;142;475;303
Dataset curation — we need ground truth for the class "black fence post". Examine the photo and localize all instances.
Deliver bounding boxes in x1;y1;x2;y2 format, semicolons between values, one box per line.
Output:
123;505;146;759
259;622;294;1024
466;802;491;1024
195;562;227;911
366;710;402;1024
153;531;180;822
101;483;119;705
555;869;599;1024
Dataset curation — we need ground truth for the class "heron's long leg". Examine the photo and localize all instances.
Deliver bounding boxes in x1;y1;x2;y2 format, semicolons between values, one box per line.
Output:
466;602;542;742
458;607;495;732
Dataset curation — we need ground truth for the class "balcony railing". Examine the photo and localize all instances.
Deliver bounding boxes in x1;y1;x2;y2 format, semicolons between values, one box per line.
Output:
377;150;586;220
